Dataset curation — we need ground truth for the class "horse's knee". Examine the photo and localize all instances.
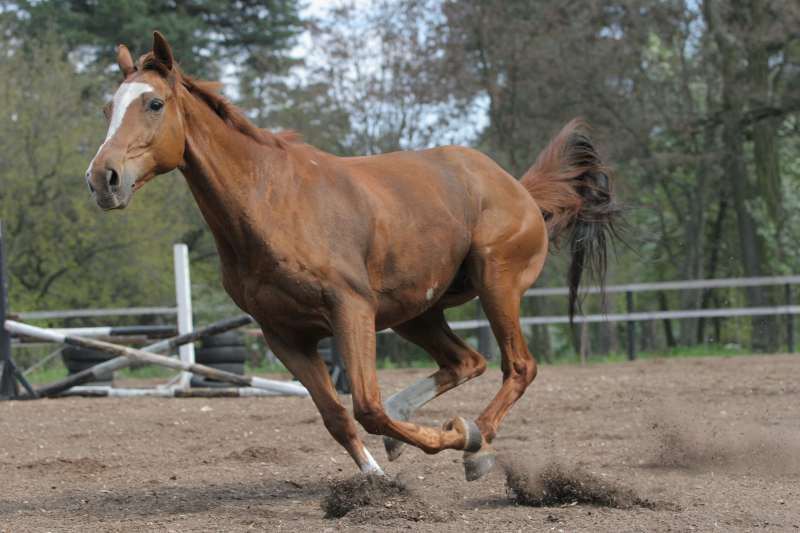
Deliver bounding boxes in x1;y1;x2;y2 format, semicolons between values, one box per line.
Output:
354;403;390;435
520;357;537;385
506;356;537;387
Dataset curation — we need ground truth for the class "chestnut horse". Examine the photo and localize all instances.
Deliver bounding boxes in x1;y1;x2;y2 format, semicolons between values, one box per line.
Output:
85;32;618;481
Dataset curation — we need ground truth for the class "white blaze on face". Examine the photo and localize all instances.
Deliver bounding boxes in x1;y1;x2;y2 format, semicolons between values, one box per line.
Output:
86;82;154;176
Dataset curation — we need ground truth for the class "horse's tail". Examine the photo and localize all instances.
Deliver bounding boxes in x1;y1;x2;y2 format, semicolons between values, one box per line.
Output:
521;118;620;321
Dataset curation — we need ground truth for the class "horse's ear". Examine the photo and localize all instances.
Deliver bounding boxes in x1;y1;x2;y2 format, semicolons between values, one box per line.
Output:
116;44;135;77
152;31;174;71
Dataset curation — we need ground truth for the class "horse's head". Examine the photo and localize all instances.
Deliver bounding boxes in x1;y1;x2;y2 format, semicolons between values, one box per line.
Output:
85;32;185;210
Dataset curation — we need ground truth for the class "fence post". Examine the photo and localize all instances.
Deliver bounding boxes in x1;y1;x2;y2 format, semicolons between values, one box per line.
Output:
174;244;195;389
626;290;636;360
579;321;589;365
786;284;795;353
0;221;17;398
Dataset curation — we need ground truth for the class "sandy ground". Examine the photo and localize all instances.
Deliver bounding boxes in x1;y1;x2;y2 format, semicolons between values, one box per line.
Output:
1;354;799;532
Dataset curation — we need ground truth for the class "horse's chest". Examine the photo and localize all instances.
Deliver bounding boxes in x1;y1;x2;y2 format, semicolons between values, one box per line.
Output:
221;260;329;332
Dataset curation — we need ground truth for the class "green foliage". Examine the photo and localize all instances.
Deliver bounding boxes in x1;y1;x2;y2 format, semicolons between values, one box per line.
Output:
5;0;303;77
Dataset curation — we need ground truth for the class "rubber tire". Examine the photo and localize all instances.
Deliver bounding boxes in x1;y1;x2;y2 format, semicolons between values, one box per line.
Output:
62;347;145;370
63;358;110;373
190;375;239;389
200;332;245;349
61;347;114;382
62;346;115;362
195;346;248;365
198;362;245;375
190;360;245;388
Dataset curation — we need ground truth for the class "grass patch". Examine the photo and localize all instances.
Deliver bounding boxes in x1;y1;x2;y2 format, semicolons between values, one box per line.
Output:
548;343;750;365
24;365;68;385
246;360;292;376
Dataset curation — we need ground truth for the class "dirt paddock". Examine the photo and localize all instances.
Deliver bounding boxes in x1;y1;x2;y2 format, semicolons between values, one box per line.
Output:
1;355;799;532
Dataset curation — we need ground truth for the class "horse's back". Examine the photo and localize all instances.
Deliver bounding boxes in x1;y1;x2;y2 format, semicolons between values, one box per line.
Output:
339;145;533;215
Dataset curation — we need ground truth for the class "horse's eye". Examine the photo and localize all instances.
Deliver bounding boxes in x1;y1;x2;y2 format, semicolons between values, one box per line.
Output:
148;99;164;112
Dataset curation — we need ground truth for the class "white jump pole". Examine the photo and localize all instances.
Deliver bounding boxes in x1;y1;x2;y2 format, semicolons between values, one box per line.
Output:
173;244;194;389
59;385;289;398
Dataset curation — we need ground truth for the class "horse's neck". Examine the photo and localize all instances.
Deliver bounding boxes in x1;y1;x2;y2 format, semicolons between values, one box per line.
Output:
178;98;289;256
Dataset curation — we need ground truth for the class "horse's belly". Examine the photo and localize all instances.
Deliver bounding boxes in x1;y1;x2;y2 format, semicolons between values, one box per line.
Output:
372;256;467;330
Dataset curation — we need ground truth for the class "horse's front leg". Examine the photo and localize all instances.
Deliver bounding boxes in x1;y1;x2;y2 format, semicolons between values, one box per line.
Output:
263;331;383;475
333;297;483;455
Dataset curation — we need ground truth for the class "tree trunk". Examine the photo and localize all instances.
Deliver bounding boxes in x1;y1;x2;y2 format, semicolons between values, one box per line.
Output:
705;0;779;352
658;291;677;348
697;197;728;343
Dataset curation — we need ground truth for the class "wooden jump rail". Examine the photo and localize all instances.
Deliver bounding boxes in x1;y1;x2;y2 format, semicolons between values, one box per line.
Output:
5;319;309;398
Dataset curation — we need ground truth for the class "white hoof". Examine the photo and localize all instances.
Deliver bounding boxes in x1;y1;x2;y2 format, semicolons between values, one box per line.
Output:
359;447;385;476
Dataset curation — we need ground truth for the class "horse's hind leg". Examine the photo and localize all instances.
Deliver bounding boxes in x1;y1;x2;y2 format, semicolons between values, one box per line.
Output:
463;242;546;480
263;332;383;475
382;308;487;460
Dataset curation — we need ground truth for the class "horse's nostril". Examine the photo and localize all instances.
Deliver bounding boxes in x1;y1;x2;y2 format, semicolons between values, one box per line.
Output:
107;169;120;189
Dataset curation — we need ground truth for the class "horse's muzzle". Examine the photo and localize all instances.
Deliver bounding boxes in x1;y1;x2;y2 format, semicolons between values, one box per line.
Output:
86;165;133;210
94;192;125;211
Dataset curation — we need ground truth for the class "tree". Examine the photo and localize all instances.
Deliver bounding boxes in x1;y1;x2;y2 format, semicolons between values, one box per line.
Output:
5;0;302;78
258;0;465;157
701;0;800;350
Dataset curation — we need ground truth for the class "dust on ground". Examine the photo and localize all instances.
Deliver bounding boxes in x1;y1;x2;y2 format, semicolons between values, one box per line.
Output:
1;354;799;531
503;459;661;509
643;406;800;476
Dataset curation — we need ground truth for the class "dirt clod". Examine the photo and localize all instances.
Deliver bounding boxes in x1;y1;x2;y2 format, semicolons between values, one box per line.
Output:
321;474;450;523
322;474;407;518
504;461;657;509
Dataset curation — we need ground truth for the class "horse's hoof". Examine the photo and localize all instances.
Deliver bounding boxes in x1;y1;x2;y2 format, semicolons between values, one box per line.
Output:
463;446;497;482
383;435;405;461
448;417;483;453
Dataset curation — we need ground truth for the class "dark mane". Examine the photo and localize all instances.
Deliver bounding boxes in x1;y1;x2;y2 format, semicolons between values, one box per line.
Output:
139;53;300;149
